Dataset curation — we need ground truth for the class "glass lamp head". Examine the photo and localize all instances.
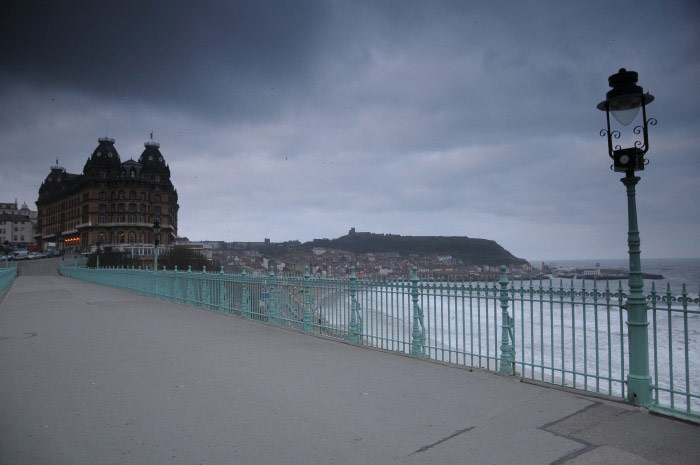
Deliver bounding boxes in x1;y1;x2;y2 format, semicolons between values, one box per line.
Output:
597;68;654;126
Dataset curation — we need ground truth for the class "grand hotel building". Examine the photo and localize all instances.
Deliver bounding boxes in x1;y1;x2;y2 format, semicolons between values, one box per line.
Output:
35;137;179;252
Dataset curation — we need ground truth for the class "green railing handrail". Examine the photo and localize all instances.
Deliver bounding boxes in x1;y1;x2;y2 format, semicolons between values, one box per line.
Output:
0;262;18;296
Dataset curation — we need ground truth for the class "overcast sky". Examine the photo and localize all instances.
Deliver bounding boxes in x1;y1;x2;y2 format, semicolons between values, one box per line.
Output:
1;0;699;261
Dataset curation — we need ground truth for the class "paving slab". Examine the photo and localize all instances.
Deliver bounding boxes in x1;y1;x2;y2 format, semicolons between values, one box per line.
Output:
0;260;698;464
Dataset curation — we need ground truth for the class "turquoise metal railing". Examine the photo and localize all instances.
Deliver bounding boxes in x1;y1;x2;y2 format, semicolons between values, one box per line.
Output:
58;263;699;420
0;262;18;295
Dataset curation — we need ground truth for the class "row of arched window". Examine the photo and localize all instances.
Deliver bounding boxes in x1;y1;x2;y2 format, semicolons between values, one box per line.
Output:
99;170;161;182
98;204;162;213
97;231;152;244
97;213;161;225
98;191;162;202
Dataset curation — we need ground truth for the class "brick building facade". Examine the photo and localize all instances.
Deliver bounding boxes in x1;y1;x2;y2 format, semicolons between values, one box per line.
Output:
35;137;179;251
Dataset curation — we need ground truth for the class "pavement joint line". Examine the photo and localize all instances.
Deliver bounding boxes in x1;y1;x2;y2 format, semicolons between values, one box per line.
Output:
648;408;700;426
520;377;630;405
538;401;601;465
408;425;476;456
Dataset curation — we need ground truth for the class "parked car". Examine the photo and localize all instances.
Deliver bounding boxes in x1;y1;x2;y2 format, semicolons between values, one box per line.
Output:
13;250;28;260
27;252;40;260
51;250;62;257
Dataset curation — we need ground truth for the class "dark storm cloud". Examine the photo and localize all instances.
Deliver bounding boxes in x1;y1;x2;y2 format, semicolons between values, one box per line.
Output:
2;0;330;120
1;0;699;259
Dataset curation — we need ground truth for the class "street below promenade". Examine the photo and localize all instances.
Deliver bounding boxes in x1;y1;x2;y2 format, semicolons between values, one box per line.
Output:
1;259;698;465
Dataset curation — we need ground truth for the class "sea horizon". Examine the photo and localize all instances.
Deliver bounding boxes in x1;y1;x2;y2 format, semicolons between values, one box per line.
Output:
522;257;700;297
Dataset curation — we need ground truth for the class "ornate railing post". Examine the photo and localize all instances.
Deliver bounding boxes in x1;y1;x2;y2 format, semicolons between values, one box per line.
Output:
186;266;194;306
410;266;426;357
219;266;229;314
161;266;168;300
303;266;313;332
173;266;181;303
153;245;158;275
201;266;210;309
241;268;250;319
267;269;280;325
498;265;515;375
152;264;157;298
348;267;363;343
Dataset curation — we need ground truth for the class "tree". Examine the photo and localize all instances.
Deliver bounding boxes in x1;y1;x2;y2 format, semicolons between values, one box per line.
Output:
157;247;219;272
86;250;136;268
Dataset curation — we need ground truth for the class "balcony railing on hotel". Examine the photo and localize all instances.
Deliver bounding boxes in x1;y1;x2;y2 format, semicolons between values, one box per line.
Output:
59;263;700;421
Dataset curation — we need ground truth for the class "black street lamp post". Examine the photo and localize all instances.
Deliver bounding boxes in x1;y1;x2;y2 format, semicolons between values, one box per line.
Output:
598;68;656;407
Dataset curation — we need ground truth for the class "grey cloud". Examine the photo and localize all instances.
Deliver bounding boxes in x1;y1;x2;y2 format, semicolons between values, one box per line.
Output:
1;0;699;260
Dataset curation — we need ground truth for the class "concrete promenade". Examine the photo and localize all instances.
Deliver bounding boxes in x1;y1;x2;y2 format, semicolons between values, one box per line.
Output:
1;259;698;465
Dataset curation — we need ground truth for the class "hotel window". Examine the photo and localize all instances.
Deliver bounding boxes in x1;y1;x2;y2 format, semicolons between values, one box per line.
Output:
130;191;136;200
98;216;105;224
154;195;161;202
118;214;125;222
118;204;125;212
111;192;116;200
99;192;106;200
140;192;146;200
119;191;125;200
140;204;146;213
100;171;106;179
99;205;106;213
155;175;160;182
129;214;136;223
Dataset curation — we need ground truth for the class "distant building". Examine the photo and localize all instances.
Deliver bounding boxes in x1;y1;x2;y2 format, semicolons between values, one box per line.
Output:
0;213;33;247
582;262;601;277
0;200;37;247
35;137;179;251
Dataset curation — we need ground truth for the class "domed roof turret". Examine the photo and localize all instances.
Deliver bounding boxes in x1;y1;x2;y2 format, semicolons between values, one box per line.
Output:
83;137;122;172
138;141;167;170
38;166;68;199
